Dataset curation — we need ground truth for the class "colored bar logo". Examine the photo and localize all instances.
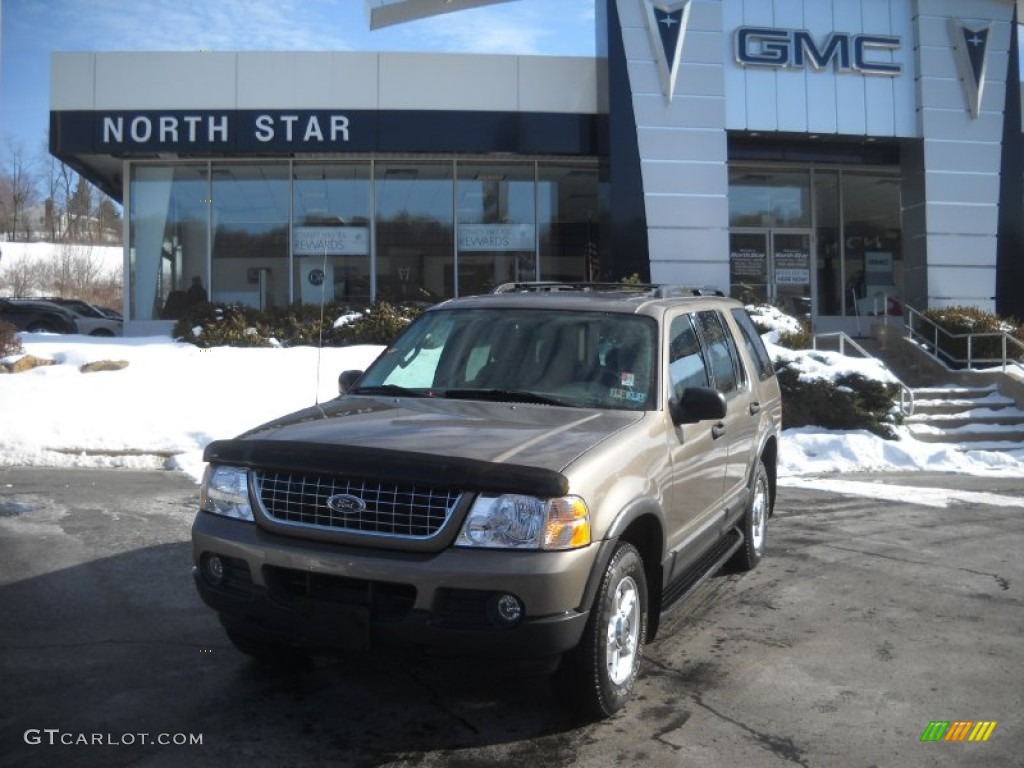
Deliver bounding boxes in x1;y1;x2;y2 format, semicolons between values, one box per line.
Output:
921;721;997;742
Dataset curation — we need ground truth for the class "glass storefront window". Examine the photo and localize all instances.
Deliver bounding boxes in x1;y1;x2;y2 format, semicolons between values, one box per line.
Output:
293;163;371;306
842;173;902;316
210;164;289;310
729;169;810;227
814;171;841;315
128;164;209;321
375;162;454;304
127;158;601;321
456;163;536;295
538;165;598;283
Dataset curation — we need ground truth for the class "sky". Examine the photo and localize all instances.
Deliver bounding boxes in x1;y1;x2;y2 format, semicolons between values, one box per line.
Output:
0;0;596;156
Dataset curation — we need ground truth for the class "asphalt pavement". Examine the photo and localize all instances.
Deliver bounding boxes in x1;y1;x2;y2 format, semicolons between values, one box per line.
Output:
0;466;1021;768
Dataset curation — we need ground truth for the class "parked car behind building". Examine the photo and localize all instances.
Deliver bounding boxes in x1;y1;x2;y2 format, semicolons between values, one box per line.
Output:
0;298;79;334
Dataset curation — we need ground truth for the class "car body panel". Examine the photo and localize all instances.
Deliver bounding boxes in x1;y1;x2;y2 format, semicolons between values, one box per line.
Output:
191;285;783;665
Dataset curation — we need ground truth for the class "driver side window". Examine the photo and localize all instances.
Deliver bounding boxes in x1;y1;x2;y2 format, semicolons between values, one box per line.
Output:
668;314;710;396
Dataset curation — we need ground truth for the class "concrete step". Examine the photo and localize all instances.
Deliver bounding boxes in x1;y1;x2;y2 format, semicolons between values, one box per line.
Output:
906;408;1024;429
911;394;1018;415
905;422;1024;444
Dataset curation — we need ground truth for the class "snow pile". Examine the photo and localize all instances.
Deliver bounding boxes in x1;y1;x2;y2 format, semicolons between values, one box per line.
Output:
1;331;1022;482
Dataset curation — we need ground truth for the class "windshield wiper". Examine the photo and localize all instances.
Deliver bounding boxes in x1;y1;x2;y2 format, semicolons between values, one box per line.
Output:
442;388;571;406
350;384;430;398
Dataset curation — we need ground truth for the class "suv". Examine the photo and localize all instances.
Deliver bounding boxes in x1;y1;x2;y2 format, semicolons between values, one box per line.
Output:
0;298;79;334
37;298;123;336
192;285;782;718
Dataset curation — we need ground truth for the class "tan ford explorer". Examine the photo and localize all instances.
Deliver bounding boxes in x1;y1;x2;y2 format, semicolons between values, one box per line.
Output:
192;284;782;719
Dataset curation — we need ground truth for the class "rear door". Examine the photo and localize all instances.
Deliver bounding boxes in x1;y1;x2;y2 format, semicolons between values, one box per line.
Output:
693;309;758;507
662;311;729;575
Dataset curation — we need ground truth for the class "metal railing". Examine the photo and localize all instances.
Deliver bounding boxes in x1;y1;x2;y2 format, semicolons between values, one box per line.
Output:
871;295;1024;374
811;331;915;417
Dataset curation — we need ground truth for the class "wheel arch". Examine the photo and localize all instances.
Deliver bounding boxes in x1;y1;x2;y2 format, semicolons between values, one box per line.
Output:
582;500;665;642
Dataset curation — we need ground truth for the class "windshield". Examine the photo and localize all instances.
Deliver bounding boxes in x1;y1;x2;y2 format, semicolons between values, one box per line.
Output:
354;308;657;411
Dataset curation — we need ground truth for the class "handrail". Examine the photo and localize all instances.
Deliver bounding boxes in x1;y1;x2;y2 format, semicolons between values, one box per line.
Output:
875;295;1024;373
811;331;915;417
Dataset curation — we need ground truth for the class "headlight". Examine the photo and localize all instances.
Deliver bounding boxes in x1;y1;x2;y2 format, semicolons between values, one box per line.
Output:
456;494;590;550
199;465;255;522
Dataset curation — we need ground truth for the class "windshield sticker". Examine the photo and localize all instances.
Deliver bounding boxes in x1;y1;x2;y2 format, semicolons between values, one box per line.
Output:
610;388;647;404
619;372;635;388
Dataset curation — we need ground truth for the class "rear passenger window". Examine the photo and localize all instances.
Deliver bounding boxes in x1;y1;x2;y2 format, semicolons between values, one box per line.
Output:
668;314;709;394
695;311;743;395
730;308;776;380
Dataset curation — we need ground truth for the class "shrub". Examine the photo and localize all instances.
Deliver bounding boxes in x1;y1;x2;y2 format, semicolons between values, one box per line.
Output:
172;301;422;348
920;306;1024;367
0;320;23;358
775;364;902;438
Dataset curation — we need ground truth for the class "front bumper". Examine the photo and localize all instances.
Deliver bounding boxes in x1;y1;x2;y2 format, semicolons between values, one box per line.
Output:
192;511;595;659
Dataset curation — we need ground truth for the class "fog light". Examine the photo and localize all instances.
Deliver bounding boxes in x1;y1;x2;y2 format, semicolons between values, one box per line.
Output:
491;593;523;625
203;554;225;585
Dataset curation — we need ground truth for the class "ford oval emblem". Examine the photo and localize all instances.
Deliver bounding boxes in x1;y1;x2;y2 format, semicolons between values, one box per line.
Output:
326;493;366;515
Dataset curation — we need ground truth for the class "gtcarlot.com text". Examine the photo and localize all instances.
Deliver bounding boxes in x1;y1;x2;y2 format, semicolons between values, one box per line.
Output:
24;729;203;747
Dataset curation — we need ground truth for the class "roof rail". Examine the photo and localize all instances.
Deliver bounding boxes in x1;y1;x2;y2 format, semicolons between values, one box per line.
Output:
491;281;725;297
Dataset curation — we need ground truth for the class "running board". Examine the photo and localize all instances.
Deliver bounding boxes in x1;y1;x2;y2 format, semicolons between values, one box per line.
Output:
660;528;744;615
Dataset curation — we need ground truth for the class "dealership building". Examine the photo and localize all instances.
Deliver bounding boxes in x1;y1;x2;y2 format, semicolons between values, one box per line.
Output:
50;0;1024;335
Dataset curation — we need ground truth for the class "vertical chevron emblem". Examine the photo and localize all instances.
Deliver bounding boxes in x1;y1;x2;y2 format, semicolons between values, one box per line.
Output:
642;0;691;101
949;18;992;118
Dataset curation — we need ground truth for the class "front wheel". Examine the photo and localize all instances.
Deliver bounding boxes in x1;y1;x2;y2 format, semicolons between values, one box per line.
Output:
728;460;770;572
553;541;648;719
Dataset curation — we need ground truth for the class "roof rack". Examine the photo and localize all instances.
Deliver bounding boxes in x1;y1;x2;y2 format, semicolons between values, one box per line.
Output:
491;281;725;298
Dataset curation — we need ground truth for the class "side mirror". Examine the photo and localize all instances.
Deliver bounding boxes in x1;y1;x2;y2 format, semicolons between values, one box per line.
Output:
670;386;726;425
338;369;364;396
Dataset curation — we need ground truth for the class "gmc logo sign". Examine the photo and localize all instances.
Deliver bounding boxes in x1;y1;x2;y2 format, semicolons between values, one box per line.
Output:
735;27;902;76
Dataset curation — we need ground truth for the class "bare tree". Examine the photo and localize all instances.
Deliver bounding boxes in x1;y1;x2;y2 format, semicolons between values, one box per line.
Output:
69;176;94;242
1;136;38;241
96;196;122;243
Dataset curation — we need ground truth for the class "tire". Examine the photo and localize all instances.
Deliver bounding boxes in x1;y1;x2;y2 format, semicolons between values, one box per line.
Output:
553;541;648;719
90;328;115;337
26;322;56;334
728;460;770;572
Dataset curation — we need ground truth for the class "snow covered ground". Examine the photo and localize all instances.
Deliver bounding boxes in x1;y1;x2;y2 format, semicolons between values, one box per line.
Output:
1;330;1022;487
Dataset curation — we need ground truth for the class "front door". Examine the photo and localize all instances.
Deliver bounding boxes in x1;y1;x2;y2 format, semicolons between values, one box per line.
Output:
729;229;813;317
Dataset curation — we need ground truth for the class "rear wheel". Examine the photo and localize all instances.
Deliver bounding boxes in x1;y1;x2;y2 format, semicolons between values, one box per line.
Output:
26;321;57;333
728;460;770;572
553;541;648;719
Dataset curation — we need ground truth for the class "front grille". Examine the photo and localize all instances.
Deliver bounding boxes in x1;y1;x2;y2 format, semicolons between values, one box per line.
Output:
253;470;462;539
264;566;415;621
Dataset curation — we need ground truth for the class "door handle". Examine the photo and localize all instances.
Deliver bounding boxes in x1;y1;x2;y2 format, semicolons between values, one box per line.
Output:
749;401;761;415
711;422;726;440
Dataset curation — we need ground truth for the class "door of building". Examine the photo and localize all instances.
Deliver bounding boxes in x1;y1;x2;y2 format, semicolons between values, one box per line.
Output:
729;228;812;317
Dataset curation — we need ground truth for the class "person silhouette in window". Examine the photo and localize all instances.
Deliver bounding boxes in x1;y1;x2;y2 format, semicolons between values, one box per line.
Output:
186;276;208;305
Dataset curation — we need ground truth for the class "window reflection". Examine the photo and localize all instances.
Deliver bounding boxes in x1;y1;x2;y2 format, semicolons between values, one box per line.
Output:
129;164;209;321
456;163;536;295
539;165;597;282
293;163;371;305
128;159;601;316
375;163;454;304
211;164;289;310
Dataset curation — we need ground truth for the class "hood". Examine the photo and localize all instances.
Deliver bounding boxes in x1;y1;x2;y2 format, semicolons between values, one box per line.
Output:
237;395;644;472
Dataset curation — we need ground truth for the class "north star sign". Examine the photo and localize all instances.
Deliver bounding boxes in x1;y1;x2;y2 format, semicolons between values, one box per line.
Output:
96;111;352;151
735;27;902;76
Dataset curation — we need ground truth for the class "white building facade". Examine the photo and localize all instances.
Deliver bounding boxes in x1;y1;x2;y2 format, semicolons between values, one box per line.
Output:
50;0;1024;334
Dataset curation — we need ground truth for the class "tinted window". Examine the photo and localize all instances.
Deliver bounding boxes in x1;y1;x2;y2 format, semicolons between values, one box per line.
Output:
668;314;710;395
696;311;742;395
730;308;775;380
